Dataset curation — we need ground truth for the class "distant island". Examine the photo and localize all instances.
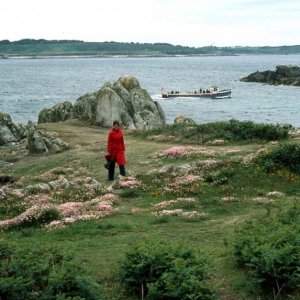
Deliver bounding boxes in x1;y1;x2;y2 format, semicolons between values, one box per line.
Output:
1;39;300;58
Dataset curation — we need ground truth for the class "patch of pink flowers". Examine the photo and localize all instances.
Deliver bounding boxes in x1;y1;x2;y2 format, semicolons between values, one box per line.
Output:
175;175;201;185
25;193;52;205
266;191;285;197
153;197;197;210
0;204;51;229
0;193;117;230
114;176;142;189
157;146;215;158
221;196;238;203
56;193;116;220
152;209;204;218
252;197;276;205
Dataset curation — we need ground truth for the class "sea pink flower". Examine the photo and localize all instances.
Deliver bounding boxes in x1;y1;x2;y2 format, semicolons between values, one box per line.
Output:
175;175;201;185
153;197;196;210
157;146;215;158
114;176;142;189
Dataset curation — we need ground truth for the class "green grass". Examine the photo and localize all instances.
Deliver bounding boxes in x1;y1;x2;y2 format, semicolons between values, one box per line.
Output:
1;119;299;299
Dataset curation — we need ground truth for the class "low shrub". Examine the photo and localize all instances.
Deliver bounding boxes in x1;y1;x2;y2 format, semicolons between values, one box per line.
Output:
21;207;62;228
0;245;101;300
195;119;289;143
232;204;300;297
119;240;215;299
133;120;289;144
256;143;300;174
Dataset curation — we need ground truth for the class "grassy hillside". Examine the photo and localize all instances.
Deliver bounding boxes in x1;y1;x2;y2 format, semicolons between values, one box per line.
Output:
0;119;299;299
1;39;300;57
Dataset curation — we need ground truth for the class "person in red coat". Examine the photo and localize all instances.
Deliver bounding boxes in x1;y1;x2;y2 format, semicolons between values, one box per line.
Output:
106;120;126;180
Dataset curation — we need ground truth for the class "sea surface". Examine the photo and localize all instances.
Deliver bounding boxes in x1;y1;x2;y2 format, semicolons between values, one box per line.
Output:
0;55;300;126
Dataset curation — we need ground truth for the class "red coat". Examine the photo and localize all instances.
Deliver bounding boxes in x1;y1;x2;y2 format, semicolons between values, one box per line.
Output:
107;128;126;165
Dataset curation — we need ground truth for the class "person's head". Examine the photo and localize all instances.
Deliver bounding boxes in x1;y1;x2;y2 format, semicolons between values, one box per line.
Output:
112;120;120;130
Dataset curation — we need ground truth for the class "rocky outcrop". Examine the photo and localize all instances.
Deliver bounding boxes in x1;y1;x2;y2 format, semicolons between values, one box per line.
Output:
0;112;71;155
0;112;26;145
38;101;74;124
38;75;166;129
174;115;196;125
240;65;300;86
27;124;71;153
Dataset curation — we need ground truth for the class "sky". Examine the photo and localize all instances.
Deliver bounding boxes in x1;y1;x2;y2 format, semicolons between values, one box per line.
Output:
1;0;299;47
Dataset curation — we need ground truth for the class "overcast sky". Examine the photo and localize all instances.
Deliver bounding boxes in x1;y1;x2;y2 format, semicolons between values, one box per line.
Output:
1;0;299;47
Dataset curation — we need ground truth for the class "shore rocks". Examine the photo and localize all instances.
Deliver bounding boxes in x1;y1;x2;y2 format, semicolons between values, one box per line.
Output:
38;101;74;124
0;112;26;145
240;64;300;86
174;115;196;125
38;75;166;129
27;125;71;153
0;112;71;154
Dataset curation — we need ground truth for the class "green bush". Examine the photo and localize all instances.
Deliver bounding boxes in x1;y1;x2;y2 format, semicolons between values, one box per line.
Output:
257;143;300;174
119;241;215;299
0;245;101;300
233;204;300;297
133;120;289;144
21;207;62;228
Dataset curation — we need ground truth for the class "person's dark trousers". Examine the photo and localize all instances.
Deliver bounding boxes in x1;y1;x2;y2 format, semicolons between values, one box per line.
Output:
119;165;126;176
108;161;126;180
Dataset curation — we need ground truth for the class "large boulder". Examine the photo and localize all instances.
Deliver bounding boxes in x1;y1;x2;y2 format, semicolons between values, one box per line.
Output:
38;76;166;129
276;65;300;77
38;101;74;123
174;115;196;125
240;65;300;86
0;112;26;145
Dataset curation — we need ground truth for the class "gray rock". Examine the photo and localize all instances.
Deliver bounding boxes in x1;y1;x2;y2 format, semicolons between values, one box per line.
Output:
276;65;300;77
174;115;196;125
38;75;166;129
48;177;70;190
38;101;74;123
94;86;133;127
0;124;17;145
240;64;300;86
27;127;48;153
27;126;71;154
24;183;51;195
0;112;27;145
0;189;6;200
177;163;193;174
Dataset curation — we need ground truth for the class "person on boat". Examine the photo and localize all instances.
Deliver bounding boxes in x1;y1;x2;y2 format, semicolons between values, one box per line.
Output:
106;120;126;181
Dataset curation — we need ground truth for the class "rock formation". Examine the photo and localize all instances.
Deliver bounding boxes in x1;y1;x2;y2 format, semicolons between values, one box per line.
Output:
174;115;196;125
0;112;26;145
27;124;71;153
0;112;71;153
240;65;300;86
38;75;166;129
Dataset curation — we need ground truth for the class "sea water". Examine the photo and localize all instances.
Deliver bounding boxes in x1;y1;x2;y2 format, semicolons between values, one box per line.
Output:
0;55;300;126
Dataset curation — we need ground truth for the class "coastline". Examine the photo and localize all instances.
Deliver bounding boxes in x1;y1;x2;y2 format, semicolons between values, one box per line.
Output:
0;53;239;59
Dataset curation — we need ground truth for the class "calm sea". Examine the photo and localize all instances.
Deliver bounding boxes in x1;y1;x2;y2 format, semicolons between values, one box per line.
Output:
1;55;300;126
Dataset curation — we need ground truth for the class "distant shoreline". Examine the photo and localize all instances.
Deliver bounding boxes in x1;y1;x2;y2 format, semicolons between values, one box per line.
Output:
0;54;241;59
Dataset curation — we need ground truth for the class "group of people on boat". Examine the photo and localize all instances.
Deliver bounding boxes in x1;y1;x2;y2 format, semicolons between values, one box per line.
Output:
168;88;215;95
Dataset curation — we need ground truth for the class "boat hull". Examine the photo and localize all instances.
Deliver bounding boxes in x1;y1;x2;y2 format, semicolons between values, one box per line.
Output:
161;89;231;99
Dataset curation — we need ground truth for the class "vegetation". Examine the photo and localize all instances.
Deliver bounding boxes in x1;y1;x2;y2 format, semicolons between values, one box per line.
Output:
0;39;300;57
233;204;300;298
0;119;300;299
133;120;290;144
256;143;300;174
0;244;101;299
120;241;215;299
